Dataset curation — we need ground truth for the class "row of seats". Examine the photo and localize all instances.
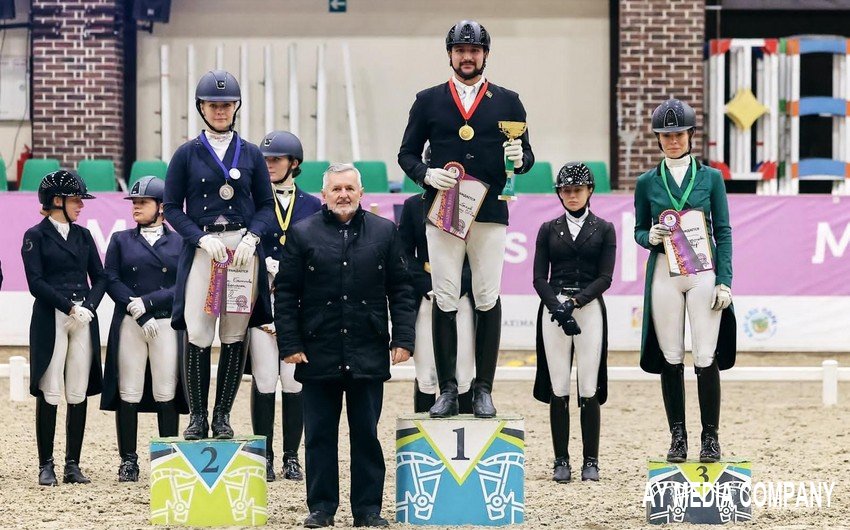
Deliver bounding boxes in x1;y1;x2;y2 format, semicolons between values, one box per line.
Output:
1;158;611;194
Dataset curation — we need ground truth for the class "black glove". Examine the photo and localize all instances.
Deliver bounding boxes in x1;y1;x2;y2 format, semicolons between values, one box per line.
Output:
551;299;581;336
560;316;582;336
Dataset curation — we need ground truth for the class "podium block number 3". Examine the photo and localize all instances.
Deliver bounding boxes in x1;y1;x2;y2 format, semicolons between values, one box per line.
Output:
202;447;220;473
452;428;469;461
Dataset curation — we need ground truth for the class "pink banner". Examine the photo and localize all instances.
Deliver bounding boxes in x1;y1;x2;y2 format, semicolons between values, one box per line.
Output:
2;192;849;296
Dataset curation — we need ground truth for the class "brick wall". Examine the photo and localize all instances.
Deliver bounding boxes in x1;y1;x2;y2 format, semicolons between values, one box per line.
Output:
32;0;124;177
617;0;705;189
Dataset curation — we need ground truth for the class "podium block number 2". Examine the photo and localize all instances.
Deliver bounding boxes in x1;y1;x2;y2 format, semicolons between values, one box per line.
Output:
202;447;220;473
452;428;469;461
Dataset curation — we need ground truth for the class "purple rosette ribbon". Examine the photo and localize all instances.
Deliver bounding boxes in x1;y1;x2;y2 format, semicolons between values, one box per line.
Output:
660;209;703;276
204;248;234;317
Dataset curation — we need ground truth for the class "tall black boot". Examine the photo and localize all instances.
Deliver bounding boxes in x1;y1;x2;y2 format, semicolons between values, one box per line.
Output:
281;391;304;481
429;305;459;418
156;399;179;438
116;400;139;482
472;298;501;418
580;396;601;481
251;384;277;481
696;361;722;463
457;390;473;415
661;361;687;463
549;395;571;483
36;396;58;486
212;341;246;439
413;379;436;414
64;400;91;484
183;343;211;440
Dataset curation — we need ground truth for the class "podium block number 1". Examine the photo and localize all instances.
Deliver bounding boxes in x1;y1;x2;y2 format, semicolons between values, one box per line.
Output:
453;428;469;461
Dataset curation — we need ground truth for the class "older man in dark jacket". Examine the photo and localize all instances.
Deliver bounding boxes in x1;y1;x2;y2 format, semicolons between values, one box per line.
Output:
275;163;416;528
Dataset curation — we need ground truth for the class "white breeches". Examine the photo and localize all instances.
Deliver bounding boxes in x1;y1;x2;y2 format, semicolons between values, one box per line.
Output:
413;295;475;394
117;316;179;403
425;221;506;312
650;257;721;368
248;326;301;394
541;296;603;399
40;309;93;406
184;229;260;348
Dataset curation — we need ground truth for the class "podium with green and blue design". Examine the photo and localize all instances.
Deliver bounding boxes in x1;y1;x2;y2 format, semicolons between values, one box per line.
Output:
395;414;525;526
150;436;268;526
645;459;752;524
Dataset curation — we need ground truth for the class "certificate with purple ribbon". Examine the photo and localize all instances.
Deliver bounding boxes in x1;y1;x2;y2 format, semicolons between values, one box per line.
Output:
225;257;254;314
427;164;489;240
660;209;714;276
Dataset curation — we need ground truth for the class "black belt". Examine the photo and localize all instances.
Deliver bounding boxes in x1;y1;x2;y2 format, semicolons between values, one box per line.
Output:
560;287;581;296
203;222;245;233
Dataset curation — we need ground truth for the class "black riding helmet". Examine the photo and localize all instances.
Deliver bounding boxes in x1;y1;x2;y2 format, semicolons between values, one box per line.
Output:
125;176;165;226
38;169;96;223
260;130;304;179
554;162;595;211
446;20;491;51
195;70;242;133
651;98;696;155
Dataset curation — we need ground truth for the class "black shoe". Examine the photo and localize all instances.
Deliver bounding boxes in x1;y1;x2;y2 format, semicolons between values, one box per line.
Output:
553;457;571;483
304;510;335;528
38;459;58;486
183;413;209;440
581;457;600;481
63;460;91;484
353;513;389;527
283;451;304;481
667;423;688;463
700;428;721;463
472;388;496;418
118;455;140;482
211;409;234;439
429;389;458;418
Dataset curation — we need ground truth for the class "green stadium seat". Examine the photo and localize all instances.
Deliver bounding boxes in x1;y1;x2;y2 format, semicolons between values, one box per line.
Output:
77;159;116;191
20;158;61;191
297;161;330;193
129;159;168;187
403;174;423;193
515;161;553;193
584;161;611;193
0;159;7;191
354;161;389;192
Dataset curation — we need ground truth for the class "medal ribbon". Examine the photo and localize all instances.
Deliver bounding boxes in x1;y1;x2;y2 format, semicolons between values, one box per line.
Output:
204;248;233;317
448;79;490;123
659;156;697;212
199;131;242;185
440;162;465;233
273;188;296;242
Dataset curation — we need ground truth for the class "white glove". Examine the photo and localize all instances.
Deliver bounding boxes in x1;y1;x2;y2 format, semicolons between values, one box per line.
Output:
141;318;160;341
65;306;93;331
503;138;524;168
233;232;259;268
199;235;228;263
648;223;671;246
265;256;280;277
127;297;146;319
711;284;732;311
424;168;458;191
260;322;276;336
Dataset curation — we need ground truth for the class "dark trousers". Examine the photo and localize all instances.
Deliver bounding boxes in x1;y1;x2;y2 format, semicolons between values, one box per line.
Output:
302;376;385;517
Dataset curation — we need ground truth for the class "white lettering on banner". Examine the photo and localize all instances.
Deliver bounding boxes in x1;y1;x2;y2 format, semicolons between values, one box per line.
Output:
86;219;127;255
811;222;850;264
621;211;638;282
504;231;527;264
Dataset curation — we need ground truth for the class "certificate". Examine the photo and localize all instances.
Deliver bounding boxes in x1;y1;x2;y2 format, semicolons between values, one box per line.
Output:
225;257;254;314
427;173;489;240
660;209;714;276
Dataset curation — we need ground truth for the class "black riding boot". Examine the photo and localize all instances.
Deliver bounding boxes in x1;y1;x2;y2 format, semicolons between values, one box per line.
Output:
549;395;571;482
696;361;722;463
116;400;139;482
661;361;687;463
580;396;601;481
472;298;501;418
251;384;277;481
413;379;436;413
64;400;91;484
429;305;459;418
183;343;211;440
36;396;58;486
212;341;246;439
156;399;179;437
281;391;304;481
458;390;474;415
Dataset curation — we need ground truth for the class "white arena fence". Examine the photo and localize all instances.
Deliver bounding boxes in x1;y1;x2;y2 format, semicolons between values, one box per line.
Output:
1;357;846;406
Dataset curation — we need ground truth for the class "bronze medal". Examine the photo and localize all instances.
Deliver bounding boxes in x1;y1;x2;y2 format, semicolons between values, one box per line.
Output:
458;124;475;141
219;183;235;200
279;234;286;246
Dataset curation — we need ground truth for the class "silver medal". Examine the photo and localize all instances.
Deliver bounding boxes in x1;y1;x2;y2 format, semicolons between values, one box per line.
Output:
219;183;235;200
229;168;241;180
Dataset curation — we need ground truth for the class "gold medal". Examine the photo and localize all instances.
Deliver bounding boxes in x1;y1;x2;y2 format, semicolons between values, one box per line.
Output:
219;183;235;200
458;124;475;141
279;234;286;246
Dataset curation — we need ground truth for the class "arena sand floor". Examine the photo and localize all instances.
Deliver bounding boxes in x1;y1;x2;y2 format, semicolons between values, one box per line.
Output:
0;350;848;529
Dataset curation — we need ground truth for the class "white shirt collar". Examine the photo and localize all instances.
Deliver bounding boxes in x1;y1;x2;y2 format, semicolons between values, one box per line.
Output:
452;75;486;96
49;217;70;239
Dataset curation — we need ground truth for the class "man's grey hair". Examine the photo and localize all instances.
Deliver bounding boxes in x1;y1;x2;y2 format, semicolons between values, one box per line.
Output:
322;162;362;190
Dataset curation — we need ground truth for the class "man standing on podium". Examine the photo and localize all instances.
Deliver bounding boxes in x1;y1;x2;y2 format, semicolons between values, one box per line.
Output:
398;20;534;418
